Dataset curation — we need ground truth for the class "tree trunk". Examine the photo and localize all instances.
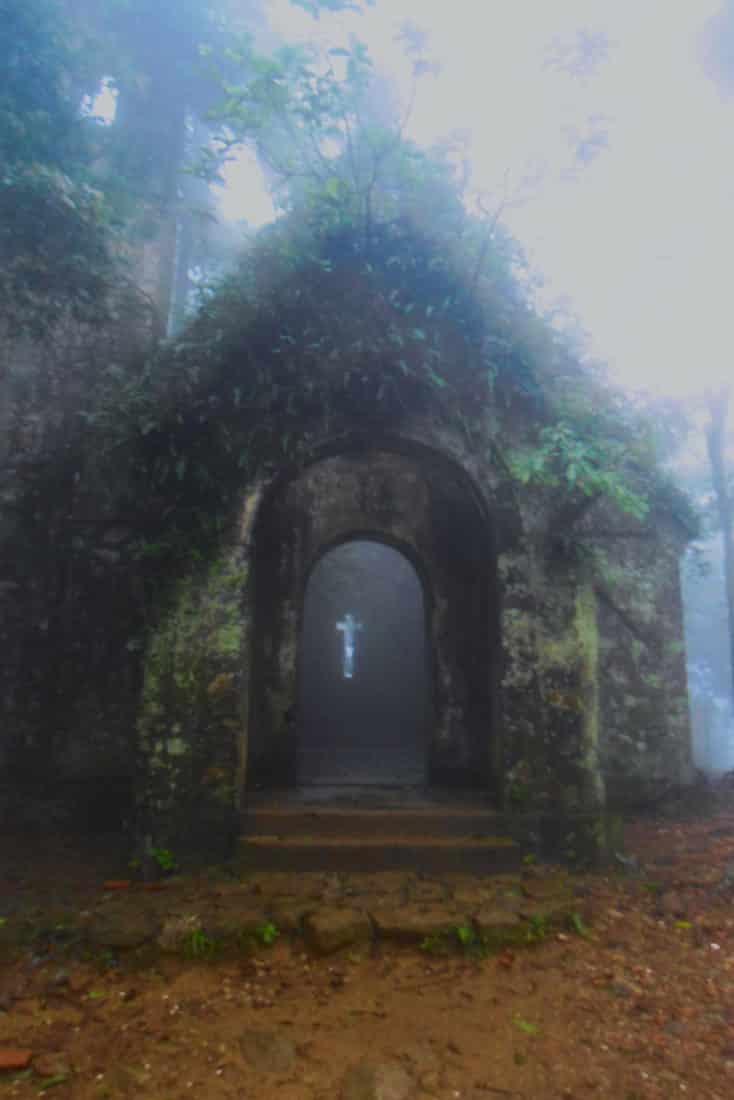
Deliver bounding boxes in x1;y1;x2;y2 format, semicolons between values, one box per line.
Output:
151;89;188;339
113;77;187;339
169;210;195;336
705;386;734;708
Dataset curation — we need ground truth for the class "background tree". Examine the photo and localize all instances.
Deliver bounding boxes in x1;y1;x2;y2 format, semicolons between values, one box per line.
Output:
704;388;734;710
701;0;734;96
694;3;734;717
61;0;266;335
59;0;376;333
0;0;116;342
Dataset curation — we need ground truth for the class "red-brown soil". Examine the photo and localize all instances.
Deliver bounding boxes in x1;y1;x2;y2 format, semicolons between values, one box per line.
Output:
2;811;734;1099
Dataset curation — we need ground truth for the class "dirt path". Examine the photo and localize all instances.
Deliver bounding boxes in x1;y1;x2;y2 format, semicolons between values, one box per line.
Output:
2;814;734;1099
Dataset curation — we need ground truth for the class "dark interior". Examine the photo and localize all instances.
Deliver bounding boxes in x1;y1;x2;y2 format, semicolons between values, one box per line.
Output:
297;540;429;785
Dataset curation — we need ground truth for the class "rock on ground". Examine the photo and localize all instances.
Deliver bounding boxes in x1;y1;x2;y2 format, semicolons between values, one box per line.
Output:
342;1061;415;1100
86;906;159;950
156;913;202;952
239;1030;297;1073
33;1053;71;1078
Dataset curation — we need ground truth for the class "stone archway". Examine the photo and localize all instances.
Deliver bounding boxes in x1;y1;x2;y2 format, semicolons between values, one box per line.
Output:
247;439;500;795
298;539;430;786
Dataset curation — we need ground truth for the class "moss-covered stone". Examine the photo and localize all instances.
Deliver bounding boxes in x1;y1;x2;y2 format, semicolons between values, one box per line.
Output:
136;546;249;853
0;217;694;860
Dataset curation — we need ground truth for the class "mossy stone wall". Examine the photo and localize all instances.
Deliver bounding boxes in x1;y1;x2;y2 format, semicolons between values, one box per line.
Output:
137;546;250;851
594;518;693;806
131;423;692;854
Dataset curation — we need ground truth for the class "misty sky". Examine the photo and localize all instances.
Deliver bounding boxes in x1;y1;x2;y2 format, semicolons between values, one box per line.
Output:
218;0;734;400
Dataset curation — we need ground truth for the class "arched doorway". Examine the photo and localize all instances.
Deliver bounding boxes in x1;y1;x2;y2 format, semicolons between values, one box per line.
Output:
298;540;429;785
247;442;500;795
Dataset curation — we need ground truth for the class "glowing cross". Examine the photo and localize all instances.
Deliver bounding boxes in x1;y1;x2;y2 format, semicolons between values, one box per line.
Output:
336;612;364;679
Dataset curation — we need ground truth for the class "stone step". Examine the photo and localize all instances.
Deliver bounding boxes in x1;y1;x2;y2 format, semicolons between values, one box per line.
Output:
241;805;508;840
235;832;523;874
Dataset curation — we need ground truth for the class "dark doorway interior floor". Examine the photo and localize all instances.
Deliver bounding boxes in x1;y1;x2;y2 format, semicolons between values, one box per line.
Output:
298;540;429;786
247;785;495;808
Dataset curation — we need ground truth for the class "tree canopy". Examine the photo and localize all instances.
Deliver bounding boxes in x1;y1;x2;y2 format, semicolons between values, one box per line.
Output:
0;0;118;339
0;0;697;546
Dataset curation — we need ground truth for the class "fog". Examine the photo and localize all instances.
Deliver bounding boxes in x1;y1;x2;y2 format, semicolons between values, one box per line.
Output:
74;0;734;773
230;1;734;399
7;0;734;776
254;1;734;774
9;9;734;1088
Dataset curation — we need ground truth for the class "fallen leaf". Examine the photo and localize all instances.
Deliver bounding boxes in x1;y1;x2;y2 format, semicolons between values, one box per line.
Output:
0;1049;33;1072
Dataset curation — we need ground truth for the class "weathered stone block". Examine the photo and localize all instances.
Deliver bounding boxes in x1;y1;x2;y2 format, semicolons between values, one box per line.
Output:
371;906;460;944
303;907;373;954
87;906;159;950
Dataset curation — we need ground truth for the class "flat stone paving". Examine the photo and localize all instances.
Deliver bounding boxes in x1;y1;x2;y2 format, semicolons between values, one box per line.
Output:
2;865;580;959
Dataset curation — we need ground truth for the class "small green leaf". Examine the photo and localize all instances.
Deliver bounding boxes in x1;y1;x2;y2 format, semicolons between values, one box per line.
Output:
255;920;279;946
569;911;587;936
514;1016;539;1036
38;1073;70;1092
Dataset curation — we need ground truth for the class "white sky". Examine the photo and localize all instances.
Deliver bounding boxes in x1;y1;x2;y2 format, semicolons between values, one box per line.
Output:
216;0;734;399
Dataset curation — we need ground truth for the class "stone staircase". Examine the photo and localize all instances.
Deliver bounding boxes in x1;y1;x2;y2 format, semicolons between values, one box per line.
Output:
238;789;526;873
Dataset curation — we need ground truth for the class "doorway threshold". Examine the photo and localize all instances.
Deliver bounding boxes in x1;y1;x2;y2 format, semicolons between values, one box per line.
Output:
247;785;495;809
